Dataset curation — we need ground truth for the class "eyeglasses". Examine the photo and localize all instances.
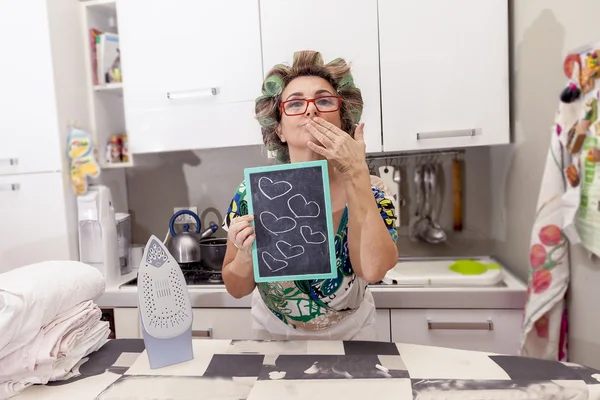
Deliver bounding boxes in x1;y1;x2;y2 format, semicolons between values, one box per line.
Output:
279;96;342;116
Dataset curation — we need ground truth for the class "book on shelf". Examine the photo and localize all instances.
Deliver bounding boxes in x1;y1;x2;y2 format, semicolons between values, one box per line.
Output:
91;30;122;86
89;28;102;85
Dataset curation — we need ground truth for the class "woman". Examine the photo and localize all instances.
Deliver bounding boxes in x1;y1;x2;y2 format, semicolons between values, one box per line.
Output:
222;50;398;340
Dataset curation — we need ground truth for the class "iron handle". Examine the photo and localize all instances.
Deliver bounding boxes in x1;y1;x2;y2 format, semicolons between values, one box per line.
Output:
192;328;213;339
427;319;493;331
0;183;20;192
416;129;478;140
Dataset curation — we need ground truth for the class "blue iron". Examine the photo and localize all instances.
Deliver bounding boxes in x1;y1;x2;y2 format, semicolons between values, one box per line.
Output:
137;235;193;369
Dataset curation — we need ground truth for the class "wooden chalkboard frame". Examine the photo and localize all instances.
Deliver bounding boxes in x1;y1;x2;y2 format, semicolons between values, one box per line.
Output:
244;160;337;283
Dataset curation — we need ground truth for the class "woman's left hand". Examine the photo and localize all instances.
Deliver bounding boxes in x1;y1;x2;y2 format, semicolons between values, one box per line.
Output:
305;117;366;175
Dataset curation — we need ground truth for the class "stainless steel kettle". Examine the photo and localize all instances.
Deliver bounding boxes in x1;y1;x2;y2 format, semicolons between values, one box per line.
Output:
167;210;202;264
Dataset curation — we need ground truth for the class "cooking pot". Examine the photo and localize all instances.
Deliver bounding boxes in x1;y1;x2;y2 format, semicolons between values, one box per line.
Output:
199;237;227;271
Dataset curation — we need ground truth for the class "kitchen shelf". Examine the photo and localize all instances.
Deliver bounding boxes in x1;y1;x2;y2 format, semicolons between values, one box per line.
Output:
82;0;116;13
80;0;134;173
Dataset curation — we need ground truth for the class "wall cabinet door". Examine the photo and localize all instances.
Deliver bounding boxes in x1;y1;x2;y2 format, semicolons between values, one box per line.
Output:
391;309;522;355
0;0;62;175
260;0;382;153
0;172;70;274
379;0;509;152
118;0;264;153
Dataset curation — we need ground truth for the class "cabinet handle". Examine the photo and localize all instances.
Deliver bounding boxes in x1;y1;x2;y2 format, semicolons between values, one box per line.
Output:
416;129;479;141
427;319;493;331
167;88;218;100
0;183;20;192
0;158;18;167
192;328;213;339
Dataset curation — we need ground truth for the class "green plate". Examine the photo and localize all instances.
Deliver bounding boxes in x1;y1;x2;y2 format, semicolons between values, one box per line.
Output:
449;260;501;275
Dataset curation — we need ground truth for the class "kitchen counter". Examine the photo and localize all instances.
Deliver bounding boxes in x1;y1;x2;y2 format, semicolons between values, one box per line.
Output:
12;338;600;399
96;264;527;310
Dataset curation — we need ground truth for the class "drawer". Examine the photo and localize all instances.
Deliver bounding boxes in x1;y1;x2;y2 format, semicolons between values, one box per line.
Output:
114;308;141;339
375;309;391;342
191;308;254;340
391;309;522;355
129;308;254;340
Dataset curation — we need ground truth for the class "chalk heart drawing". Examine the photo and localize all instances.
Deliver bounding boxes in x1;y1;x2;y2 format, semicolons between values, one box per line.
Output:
300;226;326;245
262;251;288;272
288;194;320;218
276;240;305;259
260;212;297;235
258;177;292;200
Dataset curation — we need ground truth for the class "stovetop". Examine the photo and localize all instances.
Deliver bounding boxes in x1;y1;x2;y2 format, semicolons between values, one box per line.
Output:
122;262;224;287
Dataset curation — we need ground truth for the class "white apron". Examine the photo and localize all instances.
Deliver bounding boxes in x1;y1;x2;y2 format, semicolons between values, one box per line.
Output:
249;289;377;341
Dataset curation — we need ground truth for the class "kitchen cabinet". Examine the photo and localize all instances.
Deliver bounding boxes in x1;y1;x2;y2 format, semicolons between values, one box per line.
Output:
259;0;382;153
0;0;96;273
113;308;254;340
117;0;264;154
113;308;141;339
378;0;510;152
390;309;522;355
0;0;62;175
115;307;389;341
191;309;254;340
375;309;391;342
0;173;71;273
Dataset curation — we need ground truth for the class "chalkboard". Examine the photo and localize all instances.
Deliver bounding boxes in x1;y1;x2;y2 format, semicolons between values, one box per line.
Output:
244;160;337;283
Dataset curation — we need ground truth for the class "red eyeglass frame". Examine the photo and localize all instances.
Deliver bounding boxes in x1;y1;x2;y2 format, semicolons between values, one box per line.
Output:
279;96;343;116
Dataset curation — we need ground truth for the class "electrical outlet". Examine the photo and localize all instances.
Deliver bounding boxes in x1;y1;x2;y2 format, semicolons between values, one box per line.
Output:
173;207;198;224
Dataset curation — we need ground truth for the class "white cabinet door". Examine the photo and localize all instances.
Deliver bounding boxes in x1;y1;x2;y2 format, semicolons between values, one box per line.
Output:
0;0;62;175
118;0;264;153
191;309;254;340
375;309;391;342
260;0;382;153
379;0;510;152
0;172;69;274
391;309;522;355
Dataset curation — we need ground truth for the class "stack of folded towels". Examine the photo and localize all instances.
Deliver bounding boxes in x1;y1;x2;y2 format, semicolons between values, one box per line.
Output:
0;261;110;399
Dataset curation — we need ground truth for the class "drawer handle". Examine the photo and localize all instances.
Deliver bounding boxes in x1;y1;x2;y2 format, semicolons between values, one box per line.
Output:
167;88;218;100
0;158;18;167
416;129;478;140
427;319;493;331
192;328;213;339
0;183;20;192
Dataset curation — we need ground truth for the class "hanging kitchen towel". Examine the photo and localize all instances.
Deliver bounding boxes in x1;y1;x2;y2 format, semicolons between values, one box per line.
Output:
521;45;600;361
519;114;571;361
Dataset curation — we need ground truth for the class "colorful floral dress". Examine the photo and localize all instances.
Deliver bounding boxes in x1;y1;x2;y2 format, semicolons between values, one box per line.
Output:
223;180;398;332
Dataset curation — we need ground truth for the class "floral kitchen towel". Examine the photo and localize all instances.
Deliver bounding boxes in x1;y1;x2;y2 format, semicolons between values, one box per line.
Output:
521;46;600;361
520;107;571;361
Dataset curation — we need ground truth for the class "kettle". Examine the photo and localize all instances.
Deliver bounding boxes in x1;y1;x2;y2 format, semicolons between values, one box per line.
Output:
167;210;202;264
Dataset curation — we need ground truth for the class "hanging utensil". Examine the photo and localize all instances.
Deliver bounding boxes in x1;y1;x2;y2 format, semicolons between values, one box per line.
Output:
452;156;464;231
410;164;425;240
425;163;447;243
392;166;406;226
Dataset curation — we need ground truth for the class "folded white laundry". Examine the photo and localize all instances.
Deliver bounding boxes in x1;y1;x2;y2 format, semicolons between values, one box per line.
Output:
0;260;105;360
0;300;110;400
